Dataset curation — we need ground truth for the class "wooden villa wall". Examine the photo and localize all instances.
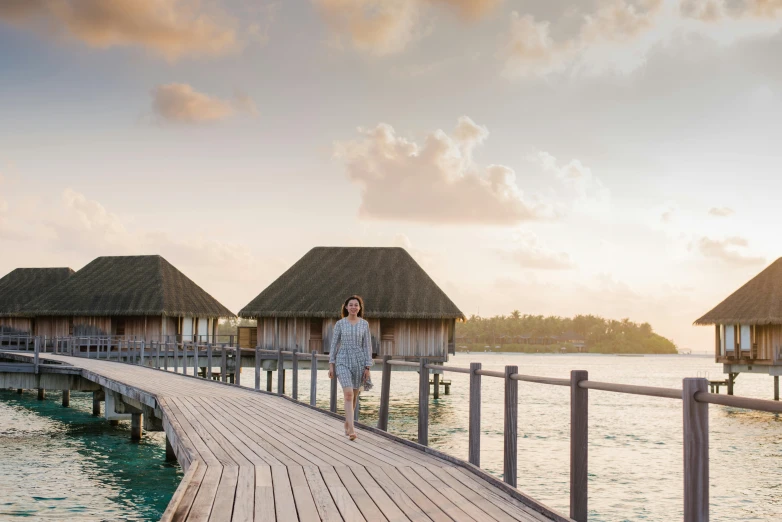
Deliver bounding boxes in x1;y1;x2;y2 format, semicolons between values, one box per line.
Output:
256;317;452;359
715;323;782;364
0;317;33;335
35;316;72;337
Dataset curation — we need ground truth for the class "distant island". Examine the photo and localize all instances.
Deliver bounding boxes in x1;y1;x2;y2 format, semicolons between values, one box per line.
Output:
455;312;678;355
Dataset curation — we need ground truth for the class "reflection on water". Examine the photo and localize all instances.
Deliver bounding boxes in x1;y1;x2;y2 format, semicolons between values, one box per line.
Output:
0;389;181;520
242;353;782;522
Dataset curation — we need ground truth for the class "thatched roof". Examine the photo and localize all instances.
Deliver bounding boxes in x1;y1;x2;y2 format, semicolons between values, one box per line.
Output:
239;247;464;320
23;255;234;318
0;267;75;317
695;258;782;325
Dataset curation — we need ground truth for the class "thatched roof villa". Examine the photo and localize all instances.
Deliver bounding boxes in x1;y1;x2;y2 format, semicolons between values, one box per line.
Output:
23;255;234;340
0;267;74;335
239;247;464;361
696;258;782;398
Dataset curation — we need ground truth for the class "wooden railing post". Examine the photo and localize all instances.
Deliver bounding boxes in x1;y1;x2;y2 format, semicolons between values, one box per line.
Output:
378;355;392;431
330;367;338;413
194;342;200;377
34;336;40;375
277;346;284;395
235;344;241;386
504;365;518;487
418;358;430;446
683;378;709;522
469;362;482;467
310;351;318;407
255;346;261;391
292;348;299;400
140;340;145;367
173;341;179;373
207;343;212;379
221;344;228;383
570;370;588;522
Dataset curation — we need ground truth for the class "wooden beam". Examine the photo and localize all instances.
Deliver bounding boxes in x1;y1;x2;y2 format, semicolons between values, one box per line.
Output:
503;365;518;487
378;355;392;431
418;358;429;446
469;362;481;467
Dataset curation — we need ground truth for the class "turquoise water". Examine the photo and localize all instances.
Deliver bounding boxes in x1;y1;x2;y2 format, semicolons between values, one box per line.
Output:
0;389;181;520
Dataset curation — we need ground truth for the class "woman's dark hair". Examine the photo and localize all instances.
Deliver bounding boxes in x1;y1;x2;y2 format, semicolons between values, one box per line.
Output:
341;295;365;318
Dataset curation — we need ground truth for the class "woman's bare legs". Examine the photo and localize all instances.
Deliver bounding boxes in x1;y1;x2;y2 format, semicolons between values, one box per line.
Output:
343;388;355;438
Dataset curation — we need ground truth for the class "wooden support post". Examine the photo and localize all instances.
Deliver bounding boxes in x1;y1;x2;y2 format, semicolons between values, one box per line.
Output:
166;436;177;461
156;340;160;369
17;389;22;394
37;388;45;400
207;343;213;379
378;355;392;431
433;372;440;400
62;390;70;407
310;351;318;407
174;341;179;374
683;378;709;522
92;392;101;416
292;348;299;400
235;345;241;387
130;413;142;441
774;375;779;401
140;340;145;367
277;346;284;395
163;340;168;371
330;370;338;413
255;346;261;391
418;358;430;446
727;372;735;395
469;362;482;467
267;371;272;392
504;365;518;488
221;344;228;383
109;420;119;427
570;370;588;522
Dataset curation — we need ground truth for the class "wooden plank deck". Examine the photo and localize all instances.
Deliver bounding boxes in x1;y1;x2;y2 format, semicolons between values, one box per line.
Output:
2;353;569;522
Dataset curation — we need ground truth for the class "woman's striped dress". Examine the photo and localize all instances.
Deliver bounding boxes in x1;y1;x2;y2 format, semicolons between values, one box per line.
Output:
329;318;374;389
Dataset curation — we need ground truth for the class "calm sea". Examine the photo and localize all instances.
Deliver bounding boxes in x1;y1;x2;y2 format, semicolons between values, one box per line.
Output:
1;353;779;521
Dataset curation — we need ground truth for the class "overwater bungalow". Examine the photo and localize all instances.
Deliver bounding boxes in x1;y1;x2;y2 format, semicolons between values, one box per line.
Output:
22;255;234;341
0;267;74;336
695;257;782;398
238;247;465;361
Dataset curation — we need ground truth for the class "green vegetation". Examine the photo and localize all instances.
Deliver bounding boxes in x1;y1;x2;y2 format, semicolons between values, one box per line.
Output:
455;312;677;354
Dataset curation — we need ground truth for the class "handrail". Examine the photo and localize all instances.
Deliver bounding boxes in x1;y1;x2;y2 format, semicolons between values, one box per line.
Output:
580;380;682;399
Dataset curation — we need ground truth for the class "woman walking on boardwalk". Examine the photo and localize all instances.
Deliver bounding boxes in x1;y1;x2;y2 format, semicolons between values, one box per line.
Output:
328;295;374;441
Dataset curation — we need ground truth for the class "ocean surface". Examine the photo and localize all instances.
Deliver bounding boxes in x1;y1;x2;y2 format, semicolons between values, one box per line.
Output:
1;353;780;521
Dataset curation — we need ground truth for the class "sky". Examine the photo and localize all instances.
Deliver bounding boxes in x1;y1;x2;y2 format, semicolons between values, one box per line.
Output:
1;0;781;353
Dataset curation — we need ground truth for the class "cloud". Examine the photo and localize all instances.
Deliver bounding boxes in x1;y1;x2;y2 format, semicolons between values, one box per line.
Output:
312;0;499;55
695;236;766;267
0;0;241;60
151;83;257;124
503;1;664;77
708;206;735;217
334;116;554;225
503;232;576;270
681;0;782;21
535;151;610;212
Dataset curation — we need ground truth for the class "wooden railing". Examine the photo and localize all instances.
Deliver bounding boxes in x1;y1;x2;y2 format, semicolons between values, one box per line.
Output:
5;336;782;522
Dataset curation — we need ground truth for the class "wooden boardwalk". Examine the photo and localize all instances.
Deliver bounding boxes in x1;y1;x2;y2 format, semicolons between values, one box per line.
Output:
2;352;568;522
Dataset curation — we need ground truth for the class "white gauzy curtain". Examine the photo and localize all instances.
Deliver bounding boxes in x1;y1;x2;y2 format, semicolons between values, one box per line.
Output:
724;324;735;353
740;325;751;352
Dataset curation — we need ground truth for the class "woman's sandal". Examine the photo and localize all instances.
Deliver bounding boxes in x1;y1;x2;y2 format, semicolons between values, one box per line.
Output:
349;431;357;441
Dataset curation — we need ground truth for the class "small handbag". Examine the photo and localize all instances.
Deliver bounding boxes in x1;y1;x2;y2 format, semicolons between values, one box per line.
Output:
362;373;374;392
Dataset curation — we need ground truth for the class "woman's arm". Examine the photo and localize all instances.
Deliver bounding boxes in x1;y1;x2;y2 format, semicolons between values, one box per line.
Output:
363;321;374;369
328;320;341;364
